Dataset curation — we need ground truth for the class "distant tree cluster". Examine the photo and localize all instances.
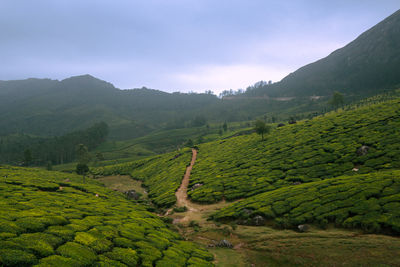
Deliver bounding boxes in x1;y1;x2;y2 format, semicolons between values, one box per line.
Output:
0;122;109;166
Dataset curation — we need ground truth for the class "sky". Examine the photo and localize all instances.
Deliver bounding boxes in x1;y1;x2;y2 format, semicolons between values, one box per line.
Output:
0;1;399;93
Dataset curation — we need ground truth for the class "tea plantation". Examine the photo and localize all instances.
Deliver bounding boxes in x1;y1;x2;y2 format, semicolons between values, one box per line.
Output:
188;99;400;203
212;170;400;234
93;148;192;207
0;167;213;266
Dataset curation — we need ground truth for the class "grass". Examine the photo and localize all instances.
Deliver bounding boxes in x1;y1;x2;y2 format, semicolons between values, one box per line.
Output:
97;175;148;197
187;224;400;267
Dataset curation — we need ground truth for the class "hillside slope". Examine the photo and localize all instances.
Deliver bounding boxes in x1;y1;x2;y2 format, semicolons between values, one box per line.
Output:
188;97;400;203
0;166;213;266
212;170;400;234
246;9;400;97
93;148;193;207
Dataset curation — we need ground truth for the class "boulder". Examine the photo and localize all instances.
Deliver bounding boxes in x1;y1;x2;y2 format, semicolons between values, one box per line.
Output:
191;183;203;191
356;145;370;156
277;123;285;127
298;224;310;232
293;181;302;185
252;215;266;226
216;239;233;248
125;190;140;200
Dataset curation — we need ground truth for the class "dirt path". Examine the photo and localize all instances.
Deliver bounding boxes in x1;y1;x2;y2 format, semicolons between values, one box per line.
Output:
175;148;198;210
167;148;233;224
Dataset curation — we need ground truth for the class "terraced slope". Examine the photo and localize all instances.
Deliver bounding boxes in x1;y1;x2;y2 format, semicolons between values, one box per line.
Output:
0;167;213;267
212;170;400;234
93;148;192;207
188;99;400;203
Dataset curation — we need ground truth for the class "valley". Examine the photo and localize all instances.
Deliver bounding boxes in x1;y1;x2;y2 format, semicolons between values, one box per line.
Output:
1;6;400;266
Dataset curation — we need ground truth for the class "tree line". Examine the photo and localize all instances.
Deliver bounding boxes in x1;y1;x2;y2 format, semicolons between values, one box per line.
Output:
0;122;108;166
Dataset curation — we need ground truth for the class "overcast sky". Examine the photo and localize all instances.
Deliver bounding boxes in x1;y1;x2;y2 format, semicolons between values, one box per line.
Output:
0;1;398;93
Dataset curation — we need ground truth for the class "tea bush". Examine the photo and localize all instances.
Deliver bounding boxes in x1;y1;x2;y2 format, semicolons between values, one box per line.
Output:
188;99;400;202
212;170;400;234
0;167;214;266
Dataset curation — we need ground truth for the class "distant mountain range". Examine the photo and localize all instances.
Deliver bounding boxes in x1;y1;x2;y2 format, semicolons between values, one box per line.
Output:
1;10;399;139
245;9;400;97
0;75;220;139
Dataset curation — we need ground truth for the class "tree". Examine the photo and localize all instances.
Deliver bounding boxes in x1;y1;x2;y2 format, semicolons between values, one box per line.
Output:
76;144;90;165
76;144;91;183
185;139;194;148
330;91;344;110
23;149;33;166
223;122;228;132
254;120;271;141
76;163;89;183
192;115;207;127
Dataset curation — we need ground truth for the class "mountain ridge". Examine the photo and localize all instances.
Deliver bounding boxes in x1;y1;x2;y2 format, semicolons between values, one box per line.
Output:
246;9;400;97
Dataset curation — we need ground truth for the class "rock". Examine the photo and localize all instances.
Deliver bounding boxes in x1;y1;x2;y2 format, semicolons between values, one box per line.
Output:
191;183;203;191
277;123;285;127
298;224;310;232
216;239;233;248
293;181;302;185
352;168;359;172
356;145;370;156
125;190;140;200
252;215;266;226
241;208;253;216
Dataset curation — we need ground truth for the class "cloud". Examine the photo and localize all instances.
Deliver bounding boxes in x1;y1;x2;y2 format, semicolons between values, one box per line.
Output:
170;64;290;93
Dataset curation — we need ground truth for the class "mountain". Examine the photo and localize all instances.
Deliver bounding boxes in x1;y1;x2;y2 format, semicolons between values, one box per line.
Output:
1;10;400;140
0;75;220;139
246;9;400;97
0;75;319;141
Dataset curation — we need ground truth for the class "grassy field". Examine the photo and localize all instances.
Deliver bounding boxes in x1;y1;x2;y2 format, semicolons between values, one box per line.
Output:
0;166;214;267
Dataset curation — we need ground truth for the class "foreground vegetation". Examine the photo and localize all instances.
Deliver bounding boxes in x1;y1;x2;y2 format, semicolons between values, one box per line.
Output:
0;166;213;266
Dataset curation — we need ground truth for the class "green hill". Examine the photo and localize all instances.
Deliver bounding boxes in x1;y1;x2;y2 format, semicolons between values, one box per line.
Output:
0;166;213;266
244;9;400;97
187;97;400;203
95;93;400;236
212;170;400;234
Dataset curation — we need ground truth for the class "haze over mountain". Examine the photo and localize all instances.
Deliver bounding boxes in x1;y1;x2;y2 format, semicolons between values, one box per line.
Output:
246;9;400;97
1;10;400;141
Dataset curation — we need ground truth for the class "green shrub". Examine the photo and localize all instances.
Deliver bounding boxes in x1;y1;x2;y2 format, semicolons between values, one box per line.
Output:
74;232;113;253
56;242;97;265
0;248;37;266
173;206;188;212
104;247;139;266
213;170;400;234
35;255;81;267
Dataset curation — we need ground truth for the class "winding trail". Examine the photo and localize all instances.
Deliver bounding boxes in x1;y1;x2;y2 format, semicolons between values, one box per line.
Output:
168;148;231;224
175;148;198;210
